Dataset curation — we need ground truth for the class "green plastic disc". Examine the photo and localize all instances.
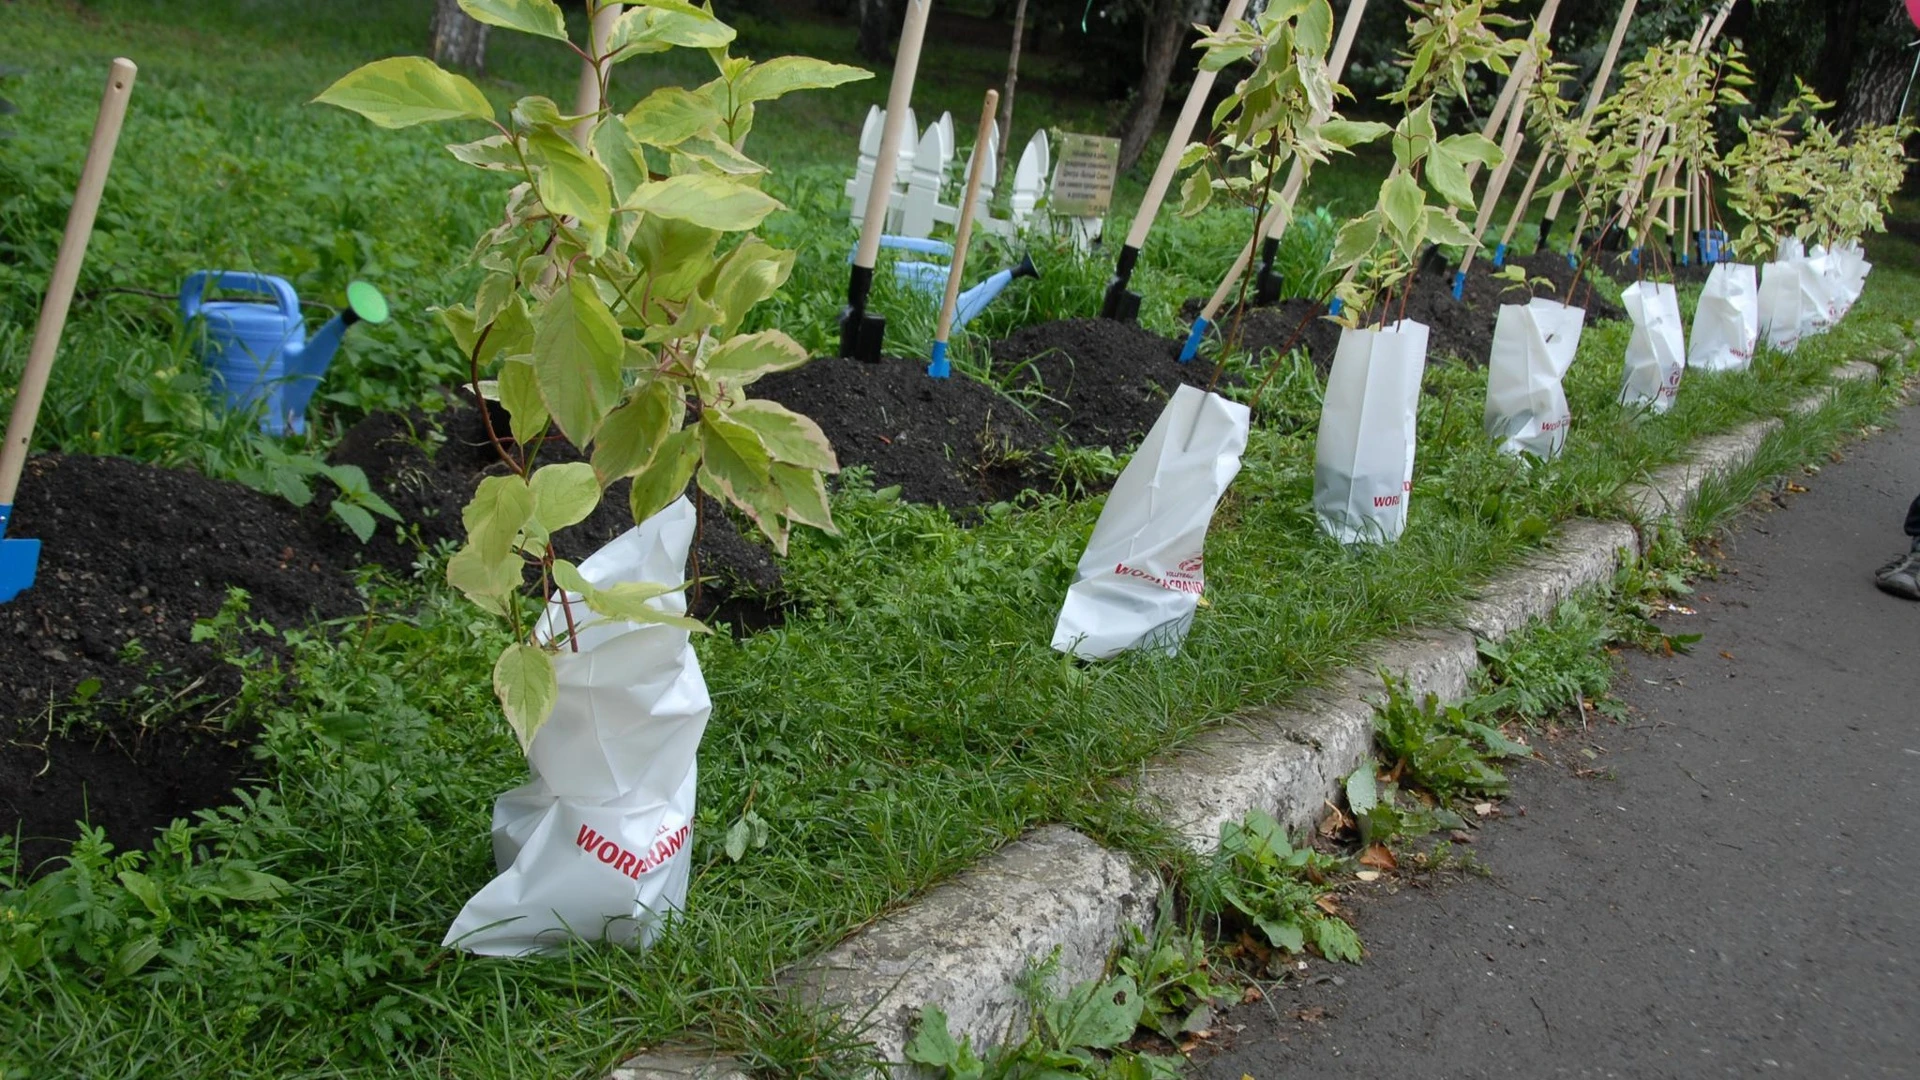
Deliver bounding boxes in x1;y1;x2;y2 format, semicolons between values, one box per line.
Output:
346;280;390;325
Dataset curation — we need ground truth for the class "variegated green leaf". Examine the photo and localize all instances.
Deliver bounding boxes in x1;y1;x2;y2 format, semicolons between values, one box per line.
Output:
315;57;494;129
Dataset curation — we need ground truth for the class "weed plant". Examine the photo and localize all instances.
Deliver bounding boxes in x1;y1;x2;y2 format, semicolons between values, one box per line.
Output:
1474;593;1631;725
1186;810;1359;964
1372;683;1532;801
907;970;1181;1080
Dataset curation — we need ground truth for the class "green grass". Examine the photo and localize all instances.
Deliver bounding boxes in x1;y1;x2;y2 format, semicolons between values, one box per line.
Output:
4;2;1920;1077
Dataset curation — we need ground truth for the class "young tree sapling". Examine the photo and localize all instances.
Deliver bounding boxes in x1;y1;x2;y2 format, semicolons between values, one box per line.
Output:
317;0;870;747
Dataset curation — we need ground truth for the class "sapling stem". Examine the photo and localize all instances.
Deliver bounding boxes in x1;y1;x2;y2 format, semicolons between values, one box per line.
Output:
690;490;705;613
1213;132;1287;393
465;320;525;476
1396;161;1428;326
1566;202;1627;307
544;558;583;653
1247;280;1342;415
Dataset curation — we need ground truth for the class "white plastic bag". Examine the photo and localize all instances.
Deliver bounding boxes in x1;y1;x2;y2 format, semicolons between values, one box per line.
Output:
1484;299;1584;459
1759;238;1821;352
1804;244;1839;334
1619;281;1685;414
1051;384;1249;660
1830;240;1871;316
445;498;709;957
1314;320;1428;544
1686;262;1758;373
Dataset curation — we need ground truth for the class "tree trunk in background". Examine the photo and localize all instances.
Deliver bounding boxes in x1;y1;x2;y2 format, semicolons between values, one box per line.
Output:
430;0;490;72
856;0;893;62
1811;0;1864;112
1837;1;1915;131
997;0;1028;183
1115;0;1195;174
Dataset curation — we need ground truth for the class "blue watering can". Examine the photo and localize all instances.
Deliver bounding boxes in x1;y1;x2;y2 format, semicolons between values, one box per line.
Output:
896;252;1039;334
1696;229;1728;265
853;236;1039;340
180;272;389;436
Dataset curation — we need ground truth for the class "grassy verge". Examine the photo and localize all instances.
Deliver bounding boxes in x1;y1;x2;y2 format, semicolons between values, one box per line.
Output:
7;272;1912;1078
5;2;1920;1077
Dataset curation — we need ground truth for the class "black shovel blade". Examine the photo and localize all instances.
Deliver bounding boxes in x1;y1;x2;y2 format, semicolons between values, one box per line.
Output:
1100;278;1141;322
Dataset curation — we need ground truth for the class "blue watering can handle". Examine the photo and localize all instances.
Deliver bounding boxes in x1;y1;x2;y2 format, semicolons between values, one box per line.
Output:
179;271;301;322
845;236;955;262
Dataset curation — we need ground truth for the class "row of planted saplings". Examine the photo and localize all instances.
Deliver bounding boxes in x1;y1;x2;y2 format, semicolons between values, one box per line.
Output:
1051;0;1904;660
305;0;1906;959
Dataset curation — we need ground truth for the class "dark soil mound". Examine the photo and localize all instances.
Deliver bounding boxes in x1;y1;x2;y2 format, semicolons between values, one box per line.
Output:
755;357;1054;508
2;453;366;868
328;402;782;630
988;318;1226;451
1180;252;1628;373
1373;251;1629;368
1206;298;1346;375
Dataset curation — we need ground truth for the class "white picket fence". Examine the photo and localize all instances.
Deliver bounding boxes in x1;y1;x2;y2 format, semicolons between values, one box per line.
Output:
843;104;1101;249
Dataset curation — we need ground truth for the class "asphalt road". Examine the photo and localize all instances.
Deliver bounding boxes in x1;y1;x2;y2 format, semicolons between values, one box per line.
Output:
1196;401;1920;1079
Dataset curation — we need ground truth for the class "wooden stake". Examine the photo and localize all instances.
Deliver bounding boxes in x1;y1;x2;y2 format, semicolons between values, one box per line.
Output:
1189;0;1371;334
1540;0;1638;234
1495;148;1551;256
1122;0;1251;252
935;90;1000;350
1457;41;1547;278
1256;0;1371;250
1614;1;1733;233
1;59;137;510
1464;0;1562;188
855;0;934;272
572;3;622;148
841;0;934;358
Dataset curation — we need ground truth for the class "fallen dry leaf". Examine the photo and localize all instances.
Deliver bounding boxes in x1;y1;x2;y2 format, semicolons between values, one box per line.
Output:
1719;651;1736;661
1786;482;1809;493
1317;805;1350;838
1314;895;1343;916
1358;843;1398;870
1473;801;1495;817
1241;986;1264;1005
1355;869;1383;883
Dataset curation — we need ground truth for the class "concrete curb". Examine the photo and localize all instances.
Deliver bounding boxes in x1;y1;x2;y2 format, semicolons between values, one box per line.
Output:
614;359;1888;1077
788;827;1160;1061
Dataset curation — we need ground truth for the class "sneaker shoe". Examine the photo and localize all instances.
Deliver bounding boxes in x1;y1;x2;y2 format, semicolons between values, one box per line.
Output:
1875;549;1920;600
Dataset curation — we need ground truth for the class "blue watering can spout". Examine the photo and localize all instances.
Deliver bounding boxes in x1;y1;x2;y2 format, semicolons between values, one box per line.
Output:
952;254;1039;331
279;311;348;428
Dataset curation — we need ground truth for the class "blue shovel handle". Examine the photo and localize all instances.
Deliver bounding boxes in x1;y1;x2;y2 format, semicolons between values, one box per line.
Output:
1178;316;1211;363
